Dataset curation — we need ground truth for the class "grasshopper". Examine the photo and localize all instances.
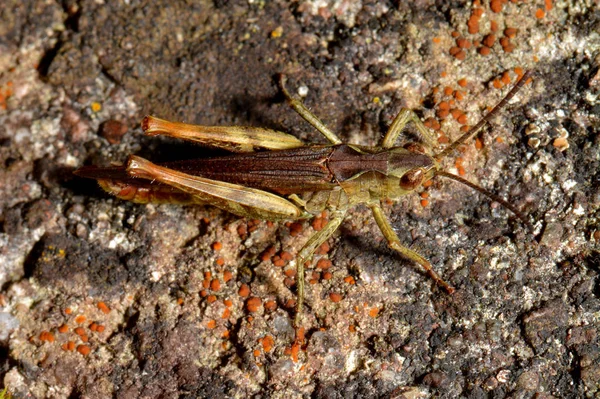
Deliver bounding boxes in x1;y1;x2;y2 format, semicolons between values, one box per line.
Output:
75;71;532;326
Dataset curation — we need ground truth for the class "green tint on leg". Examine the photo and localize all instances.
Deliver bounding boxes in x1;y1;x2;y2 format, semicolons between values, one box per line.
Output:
279;75;343;145
382;108;437;149
369;203;455;293
294;212;346;326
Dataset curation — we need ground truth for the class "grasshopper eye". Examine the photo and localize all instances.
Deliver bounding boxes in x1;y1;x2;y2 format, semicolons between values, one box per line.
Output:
399;168;424;190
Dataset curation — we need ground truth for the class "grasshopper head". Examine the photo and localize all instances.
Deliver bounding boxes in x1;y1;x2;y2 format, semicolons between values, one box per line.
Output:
387;145;439;196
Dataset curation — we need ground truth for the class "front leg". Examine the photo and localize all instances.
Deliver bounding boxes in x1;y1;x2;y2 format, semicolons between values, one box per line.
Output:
293;211;346;326
369;203;455;294
381;108;437;149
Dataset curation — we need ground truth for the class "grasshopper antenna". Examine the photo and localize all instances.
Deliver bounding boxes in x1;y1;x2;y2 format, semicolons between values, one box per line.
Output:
435;170;534;232
434;70;532;162
433;70;534;233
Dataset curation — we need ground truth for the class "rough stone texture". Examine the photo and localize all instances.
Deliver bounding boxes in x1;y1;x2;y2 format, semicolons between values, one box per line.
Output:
1;0;599;398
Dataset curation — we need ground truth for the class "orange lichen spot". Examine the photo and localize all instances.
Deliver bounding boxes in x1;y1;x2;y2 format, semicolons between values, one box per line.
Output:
238;283;250;297
492;79;503;89
316;258;332;270
343;276;356;285
349;325;357;333
253;349;261;358
97;301;111;314
211;241;222;251
460;125;471;133
222;330;230;339
457;113;468;125
206;319;217;329
443;86;453;96
202;278;210;289
288;222;303;236
440;71;448;78
285;299;296;309
545;0;553;11
207;295;217;303
272;255;286;267
478;46;491;56
223;270;233;282
450;109;462;120
369;307;380;318
96;325;105;333
283;277;295;288
437;135;450;144
200;289;208;297
432;37;441;44
457;165;466;176
455;49;467;60
329;293;343;303
260;246;277;262
420;199;430;207
312;216;327;231
454;91;464;101
262;335;274;352
75;315;86;324
450;31;460;38
499;37;515;53
39;331;55;342
495;136;504;143
501;71;511;85
438;101;450;111
456;38;471;49
467;15;480;34
210;279;221;292
422;179;433;188
74;327;85;336
448;46;461;56
284;268;296;278
490;0;503;13
457;78;468;88
176;297;184;305
490;20;499;32
281;252;293;262
264;300;277;311
291;342;300;362
475;137;484;150
482;34;496;48
309;277;318;285
64;307;72;315
89;322;98;332
535;8;545;19
504;27;518;38
80;334;89;343
224;298;233;307
222;308;231;319
436;108;449;119
90;102;102;112
246;297;262;312
77;344;91;356
322;271;333;280
420;192;430;199
514;66;524;77
58;324;69;333
215;257;225;266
